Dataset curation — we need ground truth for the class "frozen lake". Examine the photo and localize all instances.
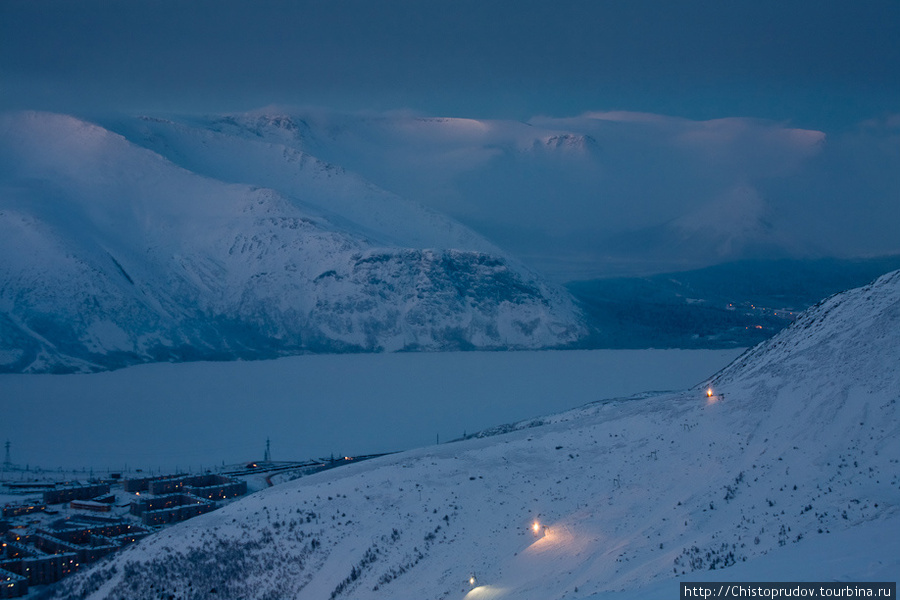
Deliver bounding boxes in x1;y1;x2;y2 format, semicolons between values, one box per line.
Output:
0;349;743;472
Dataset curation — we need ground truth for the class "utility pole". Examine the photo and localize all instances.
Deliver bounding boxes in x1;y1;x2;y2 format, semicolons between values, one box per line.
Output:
264;437;271;462
3;440;11;469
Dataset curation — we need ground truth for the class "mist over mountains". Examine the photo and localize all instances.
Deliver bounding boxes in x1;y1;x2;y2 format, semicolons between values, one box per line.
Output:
0;111;585;373
3;107;899;373
138;107;893;281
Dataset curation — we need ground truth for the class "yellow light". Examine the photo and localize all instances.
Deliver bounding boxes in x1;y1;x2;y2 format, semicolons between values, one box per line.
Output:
532;521;540;533
469;576;476;585
706;388;714;397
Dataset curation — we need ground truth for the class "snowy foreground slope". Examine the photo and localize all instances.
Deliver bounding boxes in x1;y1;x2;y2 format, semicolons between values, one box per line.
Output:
50;271;900;599
0;111;584;373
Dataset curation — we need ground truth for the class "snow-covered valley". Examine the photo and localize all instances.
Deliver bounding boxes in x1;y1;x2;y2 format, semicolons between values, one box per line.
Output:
37;271;900;598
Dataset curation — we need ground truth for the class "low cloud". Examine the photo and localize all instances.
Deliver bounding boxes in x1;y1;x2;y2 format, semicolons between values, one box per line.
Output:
8;106;896;281
291;110;857;278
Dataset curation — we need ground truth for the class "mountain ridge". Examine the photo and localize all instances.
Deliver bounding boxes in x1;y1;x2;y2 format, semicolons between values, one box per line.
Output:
0;111;586;373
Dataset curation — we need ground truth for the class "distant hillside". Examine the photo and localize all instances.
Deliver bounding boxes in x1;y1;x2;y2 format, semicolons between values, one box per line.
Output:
567;256;900;349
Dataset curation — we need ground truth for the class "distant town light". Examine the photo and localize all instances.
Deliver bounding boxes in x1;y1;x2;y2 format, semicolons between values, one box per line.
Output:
706;388;714;398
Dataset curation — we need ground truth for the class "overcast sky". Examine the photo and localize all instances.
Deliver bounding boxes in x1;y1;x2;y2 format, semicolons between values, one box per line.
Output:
2;0;899;277
3;0;899;128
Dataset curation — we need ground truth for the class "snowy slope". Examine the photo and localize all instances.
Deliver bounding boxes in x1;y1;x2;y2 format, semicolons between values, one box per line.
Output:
49;271;900;599
103;113;505;255
0;111;585;373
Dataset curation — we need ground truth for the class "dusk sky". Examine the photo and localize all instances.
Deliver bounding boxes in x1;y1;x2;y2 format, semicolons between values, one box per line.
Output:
2;0;899;276
3;0;899;126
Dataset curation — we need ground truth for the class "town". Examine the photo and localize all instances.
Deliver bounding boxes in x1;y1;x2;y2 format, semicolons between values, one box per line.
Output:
1;449;389;598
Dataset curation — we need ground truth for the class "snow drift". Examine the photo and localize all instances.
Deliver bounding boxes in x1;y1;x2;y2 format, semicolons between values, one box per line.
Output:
47;271;900;598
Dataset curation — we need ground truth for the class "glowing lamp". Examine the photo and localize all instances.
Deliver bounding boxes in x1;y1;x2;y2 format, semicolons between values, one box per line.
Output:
706;388;714;398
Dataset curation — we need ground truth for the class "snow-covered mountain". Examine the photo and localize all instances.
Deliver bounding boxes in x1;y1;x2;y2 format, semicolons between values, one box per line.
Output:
103;108;832;280
49;271;900;598
102;112;506;255
0;111;586;373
